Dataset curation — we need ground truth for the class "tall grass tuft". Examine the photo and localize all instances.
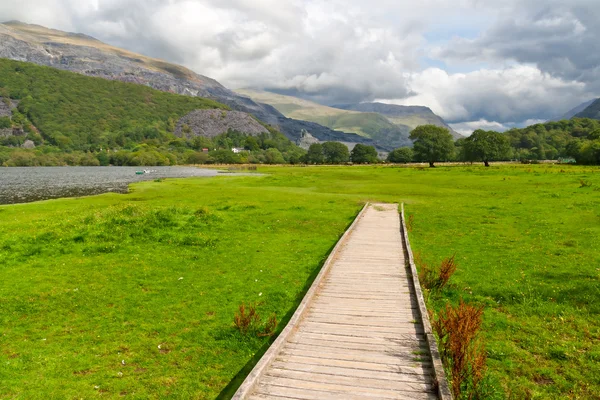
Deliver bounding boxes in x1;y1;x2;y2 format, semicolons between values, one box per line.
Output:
416;253;457;292
234;303;261;335
258;314;278;337
234;304;278;337
432;299;487;399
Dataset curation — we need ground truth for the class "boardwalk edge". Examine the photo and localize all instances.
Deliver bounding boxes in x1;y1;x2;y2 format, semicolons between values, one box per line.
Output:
231;202;370;399
400;203;453;400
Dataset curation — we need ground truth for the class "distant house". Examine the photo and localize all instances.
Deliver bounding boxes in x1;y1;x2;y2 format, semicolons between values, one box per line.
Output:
202;148;209;154
232;147;244;154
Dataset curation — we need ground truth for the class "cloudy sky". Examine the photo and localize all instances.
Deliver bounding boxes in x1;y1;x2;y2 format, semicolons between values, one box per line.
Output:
1;0;599;134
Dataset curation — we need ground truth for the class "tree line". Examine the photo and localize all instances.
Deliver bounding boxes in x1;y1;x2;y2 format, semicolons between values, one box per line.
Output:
387;119;600;166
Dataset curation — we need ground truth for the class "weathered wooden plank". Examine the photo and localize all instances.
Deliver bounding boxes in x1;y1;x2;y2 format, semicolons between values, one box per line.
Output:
269;361;432;384
274;353;433;375
265;368;435;393
282;343;431;365
300;320;426;335
291;332;427;347
255;380;438;400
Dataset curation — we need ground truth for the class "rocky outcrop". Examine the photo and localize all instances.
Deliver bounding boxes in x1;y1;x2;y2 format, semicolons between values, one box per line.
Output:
0;97;18;117
296;130;320;149
175;110;269;139
0;21;388;150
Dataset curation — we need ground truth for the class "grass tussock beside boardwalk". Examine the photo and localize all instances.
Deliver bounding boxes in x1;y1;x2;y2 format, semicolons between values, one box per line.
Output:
1;164;599;399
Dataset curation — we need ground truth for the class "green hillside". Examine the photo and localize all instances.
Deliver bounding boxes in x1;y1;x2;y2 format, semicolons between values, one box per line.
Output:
0;58;227;150
0;59;309;166
575;98;600;120
236;89;411;148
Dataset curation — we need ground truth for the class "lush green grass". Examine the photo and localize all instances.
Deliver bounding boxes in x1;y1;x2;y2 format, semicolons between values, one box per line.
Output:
1;164;600;399
0;175;362;399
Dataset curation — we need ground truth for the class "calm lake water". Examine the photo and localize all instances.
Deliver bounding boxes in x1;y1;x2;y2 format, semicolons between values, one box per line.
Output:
0;166;221;205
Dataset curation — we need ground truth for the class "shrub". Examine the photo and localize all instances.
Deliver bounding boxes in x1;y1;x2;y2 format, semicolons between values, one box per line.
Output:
258;314;277;337
234;303;261;335
432;300;486;399
0;116;11;129
234;303;278;337
416;253;457;292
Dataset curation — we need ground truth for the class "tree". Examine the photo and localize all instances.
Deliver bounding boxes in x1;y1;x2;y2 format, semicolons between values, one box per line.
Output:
305;143;324;164
322;141;350;164
463;130;511;167
387;147;413;163
351;144;378;164
264;148;285;164
409;125;454;167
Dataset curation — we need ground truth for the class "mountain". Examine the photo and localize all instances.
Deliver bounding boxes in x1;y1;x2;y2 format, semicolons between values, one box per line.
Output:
236;89;412;149
332;102;463;139
574;99;600;120
550;99;598;121
0;21;383;149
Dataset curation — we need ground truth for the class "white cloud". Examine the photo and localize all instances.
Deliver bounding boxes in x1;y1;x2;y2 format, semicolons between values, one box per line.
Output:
449;120;510;136
379;66;589;123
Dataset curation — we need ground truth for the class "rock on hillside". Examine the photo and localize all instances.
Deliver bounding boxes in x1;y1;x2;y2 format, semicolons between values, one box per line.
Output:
0;97;18;138
0;97;18;118
175;110;269;139
0;21;385;150
332;102;463;139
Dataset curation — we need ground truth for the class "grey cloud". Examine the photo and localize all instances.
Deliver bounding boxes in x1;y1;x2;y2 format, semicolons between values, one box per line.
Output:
436;0;600;90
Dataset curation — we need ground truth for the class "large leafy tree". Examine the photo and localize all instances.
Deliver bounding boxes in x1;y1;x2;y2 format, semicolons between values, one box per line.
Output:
350;144;378;164
463;129;512;166
322;141;350;164
409;125;454;167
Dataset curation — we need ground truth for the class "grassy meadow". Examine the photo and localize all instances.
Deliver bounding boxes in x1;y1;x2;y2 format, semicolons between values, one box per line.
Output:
1;164;599;399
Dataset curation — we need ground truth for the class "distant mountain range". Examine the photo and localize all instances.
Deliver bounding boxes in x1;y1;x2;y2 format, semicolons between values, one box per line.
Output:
237;90;461;147
236;90;415;148
0;21;386;149
549;99;598;121
331;102;462;139
574;98;600;120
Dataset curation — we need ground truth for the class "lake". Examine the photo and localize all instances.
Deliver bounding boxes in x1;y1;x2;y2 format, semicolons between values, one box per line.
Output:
0;166;221;205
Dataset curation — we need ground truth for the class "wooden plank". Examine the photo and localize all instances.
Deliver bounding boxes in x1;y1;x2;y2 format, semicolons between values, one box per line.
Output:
265;368;435;393
290;332;428;350
300;320;425;335
274;353;433;375
269;361;432;384
282;344;431;366
255;381;438;400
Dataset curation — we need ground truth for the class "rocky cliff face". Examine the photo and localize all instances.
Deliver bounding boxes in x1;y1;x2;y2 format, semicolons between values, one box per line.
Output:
0;21;385;149
175;110;269;139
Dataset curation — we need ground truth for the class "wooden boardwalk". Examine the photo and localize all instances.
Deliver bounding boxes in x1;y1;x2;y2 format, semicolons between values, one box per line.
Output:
233;203;451;400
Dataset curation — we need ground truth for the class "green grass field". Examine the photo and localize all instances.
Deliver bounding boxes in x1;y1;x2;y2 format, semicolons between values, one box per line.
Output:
1;164;599;399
